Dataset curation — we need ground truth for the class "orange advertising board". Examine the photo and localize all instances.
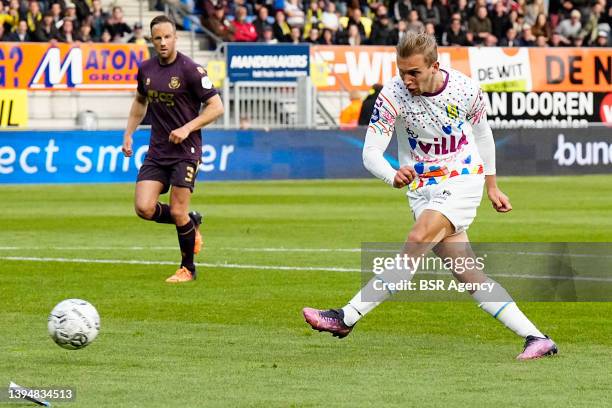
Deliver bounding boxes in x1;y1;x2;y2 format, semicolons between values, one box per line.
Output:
311;45;612;93
0;42;149;90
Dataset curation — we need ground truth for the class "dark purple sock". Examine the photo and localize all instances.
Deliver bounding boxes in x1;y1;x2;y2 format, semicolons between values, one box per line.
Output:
176;220;196;273
152;202;173;224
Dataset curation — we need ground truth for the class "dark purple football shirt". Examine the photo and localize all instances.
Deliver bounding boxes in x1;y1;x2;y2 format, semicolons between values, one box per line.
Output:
136;51;218;163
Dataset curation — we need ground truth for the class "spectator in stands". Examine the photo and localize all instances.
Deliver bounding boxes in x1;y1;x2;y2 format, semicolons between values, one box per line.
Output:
393;0;414;22
25;1;42;35
450;0;470;28
35;11;58;41
499;27;520;46
530;12;551;39
7;19;32;41
105;6;132;42
319;27;335;44
321;2;340;32
344;23;363;45
340;7;370;39
272;9;292;42
289;25;302;43
523;0;545;26
549;31;568;46
556;9;582;43
593;29;610;46
368;5;393;45
387;18;409;44
406;9;424;33
535;34;548;46
303;1;323;38
508;9;522;34
0;23;6;41
558;0;575;21
442;17;471;45
572;35;584;46
285;0;305;28
306;26;320;42
580;2;604;44
202;4;233;42
358;83;382;126
339;90;362;129
58;17;76;43
73;0;92;23
4;0;21;33
483;32;498;46
490;1;511;42
468;5;492;44
261;25;278;43
99;28;112;43
76;22;94;42
90;0;109;41
128;22;147;44
228;0;253;17
253;5;271;41
418;0;441;32
232;6;258;42
64;3;80;32
519;23;536;45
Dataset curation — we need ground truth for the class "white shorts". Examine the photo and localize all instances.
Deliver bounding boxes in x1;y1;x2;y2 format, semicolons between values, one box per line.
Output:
407;174;485;234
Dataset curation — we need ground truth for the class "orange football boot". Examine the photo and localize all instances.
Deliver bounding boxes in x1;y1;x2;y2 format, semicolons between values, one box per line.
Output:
165;267;195;283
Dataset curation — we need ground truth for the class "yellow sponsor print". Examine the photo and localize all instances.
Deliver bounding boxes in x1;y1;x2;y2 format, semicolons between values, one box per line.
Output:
0;89;28;128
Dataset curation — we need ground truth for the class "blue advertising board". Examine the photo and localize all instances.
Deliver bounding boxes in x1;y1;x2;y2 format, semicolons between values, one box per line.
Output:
226;43;310;82
0;129;386;184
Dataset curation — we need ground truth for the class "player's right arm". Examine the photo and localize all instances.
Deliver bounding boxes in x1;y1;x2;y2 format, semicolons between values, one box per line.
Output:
362;87;416;188
122;69;149;157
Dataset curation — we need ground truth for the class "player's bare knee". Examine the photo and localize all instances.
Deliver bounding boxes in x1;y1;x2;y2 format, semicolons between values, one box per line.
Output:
135;203;155;220
407;229;429;244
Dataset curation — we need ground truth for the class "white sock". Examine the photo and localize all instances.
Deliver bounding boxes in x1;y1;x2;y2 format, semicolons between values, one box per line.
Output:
342;265;413;327
472;278;545;338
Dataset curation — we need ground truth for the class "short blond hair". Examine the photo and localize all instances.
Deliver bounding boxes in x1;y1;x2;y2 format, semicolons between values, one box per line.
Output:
396;31;438;65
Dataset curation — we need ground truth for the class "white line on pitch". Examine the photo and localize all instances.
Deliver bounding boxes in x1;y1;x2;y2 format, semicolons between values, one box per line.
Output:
0;256;359;272
0;246;361;252
1;256;611;282
0;247;610;258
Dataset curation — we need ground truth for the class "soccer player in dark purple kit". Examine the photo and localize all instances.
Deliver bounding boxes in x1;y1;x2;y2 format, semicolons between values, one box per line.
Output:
122;15;224;283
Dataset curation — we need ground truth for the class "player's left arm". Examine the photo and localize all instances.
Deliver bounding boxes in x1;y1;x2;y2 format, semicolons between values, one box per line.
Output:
169;67;225;144
469;89;512;213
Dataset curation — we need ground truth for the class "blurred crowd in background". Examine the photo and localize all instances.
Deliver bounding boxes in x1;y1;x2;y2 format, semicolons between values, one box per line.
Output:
197;0;611;47
0;0;146;43
0;0;610;46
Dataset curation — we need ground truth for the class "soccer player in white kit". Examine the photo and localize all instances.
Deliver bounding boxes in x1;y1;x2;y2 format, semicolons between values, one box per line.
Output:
303;32;558;360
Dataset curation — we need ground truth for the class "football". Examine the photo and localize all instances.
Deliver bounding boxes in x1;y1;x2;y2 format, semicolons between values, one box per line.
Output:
48;299;100;350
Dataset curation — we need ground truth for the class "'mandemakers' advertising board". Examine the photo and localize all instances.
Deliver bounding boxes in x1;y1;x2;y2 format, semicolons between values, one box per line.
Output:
226;43;310;82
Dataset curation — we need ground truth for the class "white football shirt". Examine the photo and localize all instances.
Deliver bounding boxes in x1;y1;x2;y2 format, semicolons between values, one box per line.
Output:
364;68;490;190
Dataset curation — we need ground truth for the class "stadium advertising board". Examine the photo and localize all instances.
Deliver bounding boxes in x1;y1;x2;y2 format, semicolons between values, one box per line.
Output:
226;43;310;82
485;92;612;129
311;46;612;94
0;129;375;184
0;43;149;90
1;128;611;184
0;89;28;128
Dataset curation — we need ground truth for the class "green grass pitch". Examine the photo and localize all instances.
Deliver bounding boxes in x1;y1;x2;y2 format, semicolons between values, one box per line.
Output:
1;176;611;407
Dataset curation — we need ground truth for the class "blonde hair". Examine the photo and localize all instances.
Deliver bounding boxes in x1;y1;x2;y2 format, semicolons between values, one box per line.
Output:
396;31;438;65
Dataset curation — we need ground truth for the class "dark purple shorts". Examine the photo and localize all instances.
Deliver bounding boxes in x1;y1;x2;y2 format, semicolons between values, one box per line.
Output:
136;158;199;193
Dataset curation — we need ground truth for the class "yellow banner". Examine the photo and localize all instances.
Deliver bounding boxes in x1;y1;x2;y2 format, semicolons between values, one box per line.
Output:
0;89;28;128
